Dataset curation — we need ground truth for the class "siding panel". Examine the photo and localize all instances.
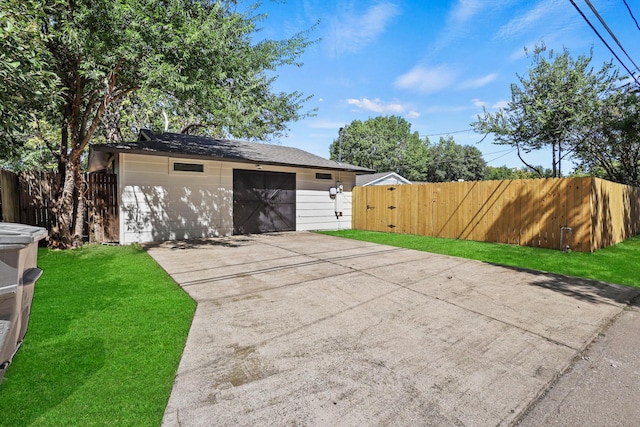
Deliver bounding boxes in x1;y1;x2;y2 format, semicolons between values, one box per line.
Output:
118;153;359;243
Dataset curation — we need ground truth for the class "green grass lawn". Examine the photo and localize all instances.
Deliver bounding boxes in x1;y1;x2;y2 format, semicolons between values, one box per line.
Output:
320;230;640;288
0;244;196;427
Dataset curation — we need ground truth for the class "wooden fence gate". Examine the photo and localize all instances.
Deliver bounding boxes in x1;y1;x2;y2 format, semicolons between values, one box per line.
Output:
353;177;640;252
87;173;119;243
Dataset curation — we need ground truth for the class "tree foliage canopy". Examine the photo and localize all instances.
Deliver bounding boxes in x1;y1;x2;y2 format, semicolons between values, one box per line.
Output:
0;0;58;155
472;44;620;177
485;165;553;180
328;117;490;183
574;88;640;186
328;116;430;182
425;136;486;182
1;0;315;247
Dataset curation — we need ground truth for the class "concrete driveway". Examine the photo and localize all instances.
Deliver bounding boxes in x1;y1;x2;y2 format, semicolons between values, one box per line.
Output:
145;232;639;426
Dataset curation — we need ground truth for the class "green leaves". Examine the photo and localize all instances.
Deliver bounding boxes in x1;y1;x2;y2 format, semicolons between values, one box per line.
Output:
2;0;317;246
574;88;640;186
0;0;59;155
328;116;488;183
472;43;621;177
329;116;430;181
2;0;316;152
424;136;486;182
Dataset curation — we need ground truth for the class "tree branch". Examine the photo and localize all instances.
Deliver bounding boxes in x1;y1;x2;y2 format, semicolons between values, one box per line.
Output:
180;123;207;134
516;144;543;176
34;115;62;162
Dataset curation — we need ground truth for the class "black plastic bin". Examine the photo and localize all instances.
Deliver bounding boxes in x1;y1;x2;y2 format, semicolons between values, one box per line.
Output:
0;223;47;383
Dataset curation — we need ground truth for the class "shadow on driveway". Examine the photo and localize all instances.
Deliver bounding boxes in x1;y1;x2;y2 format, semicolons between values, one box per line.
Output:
145;232;640;427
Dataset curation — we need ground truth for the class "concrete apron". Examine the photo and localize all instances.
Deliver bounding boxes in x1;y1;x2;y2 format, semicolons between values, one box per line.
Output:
145;232;640;427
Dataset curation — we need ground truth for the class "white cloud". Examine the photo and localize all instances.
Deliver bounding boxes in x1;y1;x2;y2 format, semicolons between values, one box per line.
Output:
344;98;419;118
472;98;487;108
433;0;508;51
448;0;484;25
497;0;559;39
458;73;498;89
471;98;509;111
394;65;457;94
328;2;400;56
346;97;406;114
492;100;509;109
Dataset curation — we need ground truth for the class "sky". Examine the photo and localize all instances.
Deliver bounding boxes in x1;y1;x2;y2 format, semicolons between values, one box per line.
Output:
253;0;640;170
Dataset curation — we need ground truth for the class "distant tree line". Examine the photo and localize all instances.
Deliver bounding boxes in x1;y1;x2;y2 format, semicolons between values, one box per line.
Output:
327;115;553;183
327;115;602;183
328;116;488;183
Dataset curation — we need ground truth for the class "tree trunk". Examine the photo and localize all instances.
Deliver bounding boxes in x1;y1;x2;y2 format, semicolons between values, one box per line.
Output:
552;141;558;177
72;167;85;247
51;157;84;248
558;140;562;177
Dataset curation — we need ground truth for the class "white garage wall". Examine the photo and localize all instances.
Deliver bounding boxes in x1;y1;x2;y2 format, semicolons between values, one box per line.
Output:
119;153;234;244
294;169;354;231
117;153;357;244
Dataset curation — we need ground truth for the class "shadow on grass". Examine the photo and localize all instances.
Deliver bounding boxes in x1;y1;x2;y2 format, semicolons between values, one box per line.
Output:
0;336;105;426
492;263;640;306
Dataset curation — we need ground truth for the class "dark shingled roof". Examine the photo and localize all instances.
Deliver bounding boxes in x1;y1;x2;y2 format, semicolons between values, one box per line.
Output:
91;131;373;173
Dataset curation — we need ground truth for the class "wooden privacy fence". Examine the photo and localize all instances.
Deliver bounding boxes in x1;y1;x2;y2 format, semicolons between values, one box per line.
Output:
0;170;118;243
353;177;640;252
0;170;19;223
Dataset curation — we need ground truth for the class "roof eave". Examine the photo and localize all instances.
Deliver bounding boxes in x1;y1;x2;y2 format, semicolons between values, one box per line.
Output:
90;144;374;173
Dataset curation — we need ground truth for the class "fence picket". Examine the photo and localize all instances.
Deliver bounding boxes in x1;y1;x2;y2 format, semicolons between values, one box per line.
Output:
0;170;118;243
353;177;640;252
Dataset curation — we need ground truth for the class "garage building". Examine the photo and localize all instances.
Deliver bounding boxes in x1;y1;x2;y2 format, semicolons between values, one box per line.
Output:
89;131;372;244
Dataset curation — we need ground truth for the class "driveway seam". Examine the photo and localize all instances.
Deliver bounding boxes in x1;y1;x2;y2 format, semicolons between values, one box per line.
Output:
151;232;637;427
259;239;586;351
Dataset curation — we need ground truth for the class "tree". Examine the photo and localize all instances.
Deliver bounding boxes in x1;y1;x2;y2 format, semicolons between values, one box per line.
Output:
472;44;620;177
425;136;486;182
485;165;553;180
4;0;315;248
574;88;640;186
0;0;58;156
328;116;430;181
485;166;515;180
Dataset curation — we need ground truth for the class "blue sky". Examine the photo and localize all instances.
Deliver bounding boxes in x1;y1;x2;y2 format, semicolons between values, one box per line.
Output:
255;0;640;170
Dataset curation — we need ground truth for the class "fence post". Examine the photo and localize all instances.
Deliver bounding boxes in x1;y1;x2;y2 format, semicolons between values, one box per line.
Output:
0;170;20;223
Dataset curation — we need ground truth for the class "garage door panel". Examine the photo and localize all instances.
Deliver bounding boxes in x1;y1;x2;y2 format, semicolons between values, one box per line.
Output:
233;170;296;234
268;189;296;204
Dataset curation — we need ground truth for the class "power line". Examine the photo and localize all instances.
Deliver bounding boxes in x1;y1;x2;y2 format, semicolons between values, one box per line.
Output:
483;147;518;156
583;0;640;73
569;0;639;85
420;128;473;137
622;0;640;32
485;148;517;165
